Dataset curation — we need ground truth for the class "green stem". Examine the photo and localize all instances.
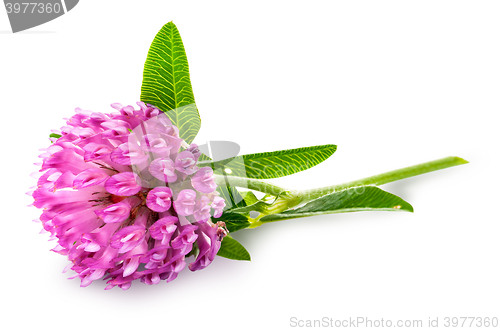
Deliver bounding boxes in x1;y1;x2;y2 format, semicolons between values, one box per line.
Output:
298;156;468;203
213;175;286;196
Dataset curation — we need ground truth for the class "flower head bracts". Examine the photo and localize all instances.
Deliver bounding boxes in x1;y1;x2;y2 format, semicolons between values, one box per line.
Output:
31;102;227;290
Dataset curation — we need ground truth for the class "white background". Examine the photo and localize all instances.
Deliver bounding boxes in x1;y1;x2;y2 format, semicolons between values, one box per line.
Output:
1;1;499;330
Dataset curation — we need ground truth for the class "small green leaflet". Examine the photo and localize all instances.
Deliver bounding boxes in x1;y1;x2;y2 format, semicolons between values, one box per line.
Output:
217;235;251;261
260;186;413;223
228;198;277;214
140;22;200;144
214;187;253;256
216;211;251;233
209;144;337;179
239;191;259;205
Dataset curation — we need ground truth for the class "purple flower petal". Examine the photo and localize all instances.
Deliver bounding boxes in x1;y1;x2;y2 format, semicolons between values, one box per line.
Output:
146;187;173;212
193;196;211;222
82;143;113;162
175;151;198;175
188;221;226;271
186;143;201;162
149;158;177;183
110;225;146;254
105;172;142;196
191;167;217;193
110;142;149;165
149;216;178;246
95;199;136;223
73;168;109;189
171;224;198;254
211;196;226;218
173;189;197;216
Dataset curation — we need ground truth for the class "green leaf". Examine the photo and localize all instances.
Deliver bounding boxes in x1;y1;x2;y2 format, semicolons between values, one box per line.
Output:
217;235;251;261
216;212;251;232
49;133;61;139
141;22;200;144
208;144;337;179
260;186;413;223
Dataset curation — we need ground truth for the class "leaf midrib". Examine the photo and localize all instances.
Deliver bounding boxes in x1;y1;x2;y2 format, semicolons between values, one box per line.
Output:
242;145;335;162
169;25;178;122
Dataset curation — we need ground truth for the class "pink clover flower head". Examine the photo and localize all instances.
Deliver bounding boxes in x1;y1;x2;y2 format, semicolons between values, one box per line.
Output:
30;102;228;290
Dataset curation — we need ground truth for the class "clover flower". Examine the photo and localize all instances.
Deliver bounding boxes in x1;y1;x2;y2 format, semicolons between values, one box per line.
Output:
30;102;227;290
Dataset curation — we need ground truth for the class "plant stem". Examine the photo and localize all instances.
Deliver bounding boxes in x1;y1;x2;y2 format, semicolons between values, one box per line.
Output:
215;156;468;199
298;156;468;203
213;175;286;196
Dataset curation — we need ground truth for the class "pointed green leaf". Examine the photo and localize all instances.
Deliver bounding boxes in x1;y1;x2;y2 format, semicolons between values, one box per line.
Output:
208;144;337;179
49;133;61;139
141;22;200;144
217;235;251;261
260;186;413;223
